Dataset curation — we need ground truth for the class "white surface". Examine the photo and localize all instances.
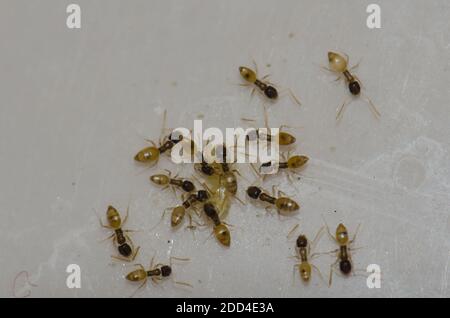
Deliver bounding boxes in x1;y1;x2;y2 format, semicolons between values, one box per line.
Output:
0;0;449;298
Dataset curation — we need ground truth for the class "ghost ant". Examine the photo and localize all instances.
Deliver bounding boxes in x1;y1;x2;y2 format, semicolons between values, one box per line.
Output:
258;152;309;184
203;201;231;247
324;52;380;120
134;110;195;165
246;185;300;216
150;169;196;194
152;190;209;230
239;61;301;107
321;219;362;286
99;205;140;262
126;255;192;297
241;105;297;147
287;224;325;284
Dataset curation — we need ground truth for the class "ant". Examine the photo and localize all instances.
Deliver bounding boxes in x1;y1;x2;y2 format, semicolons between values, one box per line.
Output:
150;169;196;194
239;61;301;107
325;52;380;120
258;153;309;183
154;190;209;229
288;224;325;284
246;185;299;215
241;105;297;147
203;202;231;247
99;205;140;262
126;256;192;296
322;221;361;286
134;110;194;165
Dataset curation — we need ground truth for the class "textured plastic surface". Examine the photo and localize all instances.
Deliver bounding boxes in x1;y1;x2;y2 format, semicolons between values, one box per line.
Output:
0;0;449;297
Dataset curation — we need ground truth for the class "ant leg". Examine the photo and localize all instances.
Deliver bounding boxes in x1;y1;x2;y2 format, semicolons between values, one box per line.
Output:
310;226;325;251
349;58;362;71
99;233;115;243
292;264;299;286
97;216;112;230
321;215;338;244
311;264;326;286
361;94;381;119
336;97;352;121
279;88;302;107
150;207;174;231
126;235;140;261
349;223;361;245
174;281;193;288
287;223;300;239
252;58;259;76
328;259;339;287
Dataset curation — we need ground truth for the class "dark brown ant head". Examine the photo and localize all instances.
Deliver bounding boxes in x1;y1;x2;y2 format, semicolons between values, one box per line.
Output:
296;235;308;248
339;260;352;275
168;131;183;144
261;161;273;168
246;186;262;199
118;243;132;257
201;163;215;176
196;190;209;202
349;81;361;95
182;180;195;192
264;86;278;99
160;265;172;277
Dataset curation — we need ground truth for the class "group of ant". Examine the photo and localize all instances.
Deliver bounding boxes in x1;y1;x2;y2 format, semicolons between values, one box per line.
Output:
98;52;371;295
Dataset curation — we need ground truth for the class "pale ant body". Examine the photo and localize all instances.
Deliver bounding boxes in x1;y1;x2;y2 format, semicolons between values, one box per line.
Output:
126;256;192;296
325;52;380;120
241;105;297;147
246;185;299;215
288;224;325;284
150;169;195;194
323;221;361;286
99;206;140;262
239;61;301;107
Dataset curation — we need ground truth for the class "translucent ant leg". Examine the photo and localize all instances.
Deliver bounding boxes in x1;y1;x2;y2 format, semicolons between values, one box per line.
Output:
328;259;339;287
350;223;361;245
311;263;326;286
336;97;352;121
125;235;140;261
321;215;338;244
99;233;115;243
310;226;325;251
279;87;302;107
287;223;300;239
361;93;381;119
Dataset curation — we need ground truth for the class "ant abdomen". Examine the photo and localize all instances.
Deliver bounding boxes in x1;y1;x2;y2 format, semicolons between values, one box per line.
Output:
134;147;159;163
118;243;132;257
275;197;299;213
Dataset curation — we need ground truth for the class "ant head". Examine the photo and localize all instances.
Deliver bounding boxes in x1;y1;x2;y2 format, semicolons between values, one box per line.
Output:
239;66;257;83
160;265;172;277
339;260;352;275
264;86;278;99
296;235;308;248
349;81;361;95
168;131;183;144
246;186;262;199
196;190;209;202
182;180;195;192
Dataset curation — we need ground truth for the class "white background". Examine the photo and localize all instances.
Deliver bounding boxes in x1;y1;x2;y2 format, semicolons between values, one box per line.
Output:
0;0;449;297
